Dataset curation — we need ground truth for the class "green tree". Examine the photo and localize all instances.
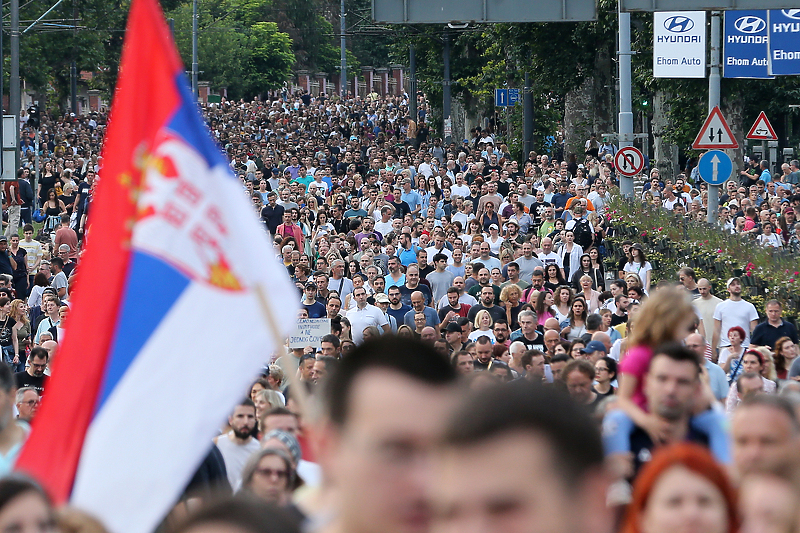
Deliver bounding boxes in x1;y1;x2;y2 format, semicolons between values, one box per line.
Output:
243;22;295;94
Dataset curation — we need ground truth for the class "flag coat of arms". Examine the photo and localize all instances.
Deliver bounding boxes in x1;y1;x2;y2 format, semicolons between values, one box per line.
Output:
14;0;296;531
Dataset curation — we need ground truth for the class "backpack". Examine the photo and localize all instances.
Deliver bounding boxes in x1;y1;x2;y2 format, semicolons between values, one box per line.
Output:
572;218;593;249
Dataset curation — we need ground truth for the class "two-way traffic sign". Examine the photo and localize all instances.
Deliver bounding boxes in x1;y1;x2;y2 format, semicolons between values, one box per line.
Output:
614;146;645;177
692;106;739;150
746;111;777;141
698;150;733;186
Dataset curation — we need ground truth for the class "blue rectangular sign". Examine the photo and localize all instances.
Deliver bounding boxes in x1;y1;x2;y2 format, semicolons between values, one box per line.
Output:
495;89;508;107
723;10;772;79
768;10;800;76
508;88;520;105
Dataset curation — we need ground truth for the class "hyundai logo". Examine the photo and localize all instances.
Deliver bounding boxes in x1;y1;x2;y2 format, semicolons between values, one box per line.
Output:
734;15;766;33
664;15;694;32
781;9;800;20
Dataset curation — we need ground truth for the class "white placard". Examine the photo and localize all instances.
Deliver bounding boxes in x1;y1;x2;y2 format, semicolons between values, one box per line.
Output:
653;12;706;78
289;318;331;348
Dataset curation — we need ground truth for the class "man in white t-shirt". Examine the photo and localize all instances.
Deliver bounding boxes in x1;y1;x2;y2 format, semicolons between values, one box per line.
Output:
711;277;759;361
450;173;471;198
346;286;390;344
537;237;564;278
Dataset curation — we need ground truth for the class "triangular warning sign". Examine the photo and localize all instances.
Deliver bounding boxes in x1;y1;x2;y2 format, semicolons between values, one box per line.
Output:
692;106;739;150
746;111;777;141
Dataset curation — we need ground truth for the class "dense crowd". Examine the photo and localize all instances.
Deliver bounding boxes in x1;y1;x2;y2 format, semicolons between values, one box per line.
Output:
0;90;798;533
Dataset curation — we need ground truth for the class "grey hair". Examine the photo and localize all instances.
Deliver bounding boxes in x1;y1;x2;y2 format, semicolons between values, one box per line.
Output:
15;387;37;403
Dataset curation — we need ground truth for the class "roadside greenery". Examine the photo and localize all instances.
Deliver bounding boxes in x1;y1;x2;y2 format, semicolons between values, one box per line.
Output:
605;196;800;319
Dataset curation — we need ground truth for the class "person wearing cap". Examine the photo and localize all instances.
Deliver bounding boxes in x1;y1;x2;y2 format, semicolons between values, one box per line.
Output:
301;282;326;318
578;340;607;364
440;321;464;354
711;277;759;362
373;292;397;333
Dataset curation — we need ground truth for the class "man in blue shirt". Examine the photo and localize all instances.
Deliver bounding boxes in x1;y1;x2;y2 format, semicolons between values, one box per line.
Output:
759;160;771;183
400;178;422;216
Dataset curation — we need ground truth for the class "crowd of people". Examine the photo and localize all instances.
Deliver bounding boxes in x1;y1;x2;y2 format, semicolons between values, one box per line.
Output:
0;88;799;533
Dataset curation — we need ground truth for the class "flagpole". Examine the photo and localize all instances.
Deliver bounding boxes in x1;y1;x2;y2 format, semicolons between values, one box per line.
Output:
254;284;312;416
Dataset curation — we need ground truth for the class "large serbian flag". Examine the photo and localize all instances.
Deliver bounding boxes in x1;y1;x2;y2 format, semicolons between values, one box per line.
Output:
14;0;295;531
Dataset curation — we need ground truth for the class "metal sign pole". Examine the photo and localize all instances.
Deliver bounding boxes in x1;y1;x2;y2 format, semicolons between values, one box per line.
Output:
707;11;722;224
618;3;634;198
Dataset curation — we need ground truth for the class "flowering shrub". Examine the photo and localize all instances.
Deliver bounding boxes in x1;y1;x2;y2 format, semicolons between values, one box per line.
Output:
605;197;799;318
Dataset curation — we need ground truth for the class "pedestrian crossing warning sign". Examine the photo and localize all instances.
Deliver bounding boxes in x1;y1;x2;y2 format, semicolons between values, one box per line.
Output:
692;106;739;150
746;111;777;141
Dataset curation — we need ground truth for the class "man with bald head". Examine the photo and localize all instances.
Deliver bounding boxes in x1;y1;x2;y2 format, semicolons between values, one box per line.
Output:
544;330;562;359
403;290;440;330
508;341;527;377
694;278;722;354
420;326;438;343
543;317;562;332
590;332;612;354
685;332;728;402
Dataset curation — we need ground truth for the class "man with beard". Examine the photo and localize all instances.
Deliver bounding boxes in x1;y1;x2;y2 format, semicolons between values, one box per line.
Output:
14;347;48;395
214;399;261;491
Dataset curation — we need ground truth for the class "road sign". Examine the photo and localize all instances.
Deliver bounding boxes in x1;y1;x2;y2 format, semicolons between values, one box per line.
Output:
746;111;778;140
614;146;645;177
509;88;521;105
495;89;508;107
698;150;733;186
692;106;739;149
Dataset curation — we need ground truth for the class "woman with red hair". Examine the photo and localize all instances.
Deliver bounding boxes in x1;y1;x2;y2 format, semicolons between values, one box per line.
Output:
620;443;738;533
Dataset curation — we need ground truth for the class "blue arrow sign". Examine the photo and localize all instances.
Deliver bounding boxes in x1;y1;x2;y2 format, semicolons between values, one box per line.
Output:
495;89;508;107
698;150;733;186
508;88;520;105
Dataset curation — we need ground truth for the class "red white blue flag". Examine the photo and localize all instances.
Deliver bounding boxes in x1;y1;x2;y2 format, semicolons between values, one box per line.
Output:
14;0;295;531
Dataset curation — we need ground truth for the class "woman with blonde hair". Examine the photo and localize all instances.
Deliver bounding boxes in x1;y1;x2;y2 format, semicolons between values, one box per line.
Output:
9;300;30;362
468;310;496;343
499;284;523;330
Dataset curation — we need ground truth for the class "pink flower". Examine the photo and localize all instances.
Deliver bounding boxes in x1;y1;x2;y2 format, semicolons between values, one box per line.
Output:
795;272;799;276
641;231;647;236
791;278;796;283
746;272;752;277
717;249;723;253
658;227;663;231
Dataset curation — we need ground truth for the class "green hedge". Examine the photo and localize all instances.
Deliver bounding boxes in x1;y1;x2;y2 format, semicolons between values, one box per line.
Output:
605;197;800;321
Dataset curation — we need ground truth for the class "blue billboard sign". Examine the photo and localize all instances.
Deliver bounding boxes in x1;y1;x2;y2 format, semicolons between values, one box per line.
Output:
723;10;772;78
768;10;800;76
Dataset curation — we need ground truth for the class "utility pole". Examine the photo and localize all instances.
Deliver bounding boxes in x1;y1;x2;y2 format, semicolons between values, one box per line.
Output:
409;44;417;121
442;32;451;145
192;0;198;100
523;71;533;159
71;0;77;114
11;0;20;172
617;4;634;198
340;0;346;97
707;11;722;224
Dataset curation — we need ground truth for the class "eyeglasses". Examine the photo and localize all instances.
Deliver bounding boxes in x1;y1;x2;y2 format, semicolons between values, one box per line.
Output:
254;467;289;480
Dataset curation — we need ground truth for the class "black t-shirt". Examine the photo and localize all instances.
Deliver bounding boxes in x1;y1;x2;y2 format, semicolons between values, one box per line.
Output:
629;424;708;479
38;175;57;202
15;371;46;395
610;313;627;327
390;201;411;219
0;317;16;347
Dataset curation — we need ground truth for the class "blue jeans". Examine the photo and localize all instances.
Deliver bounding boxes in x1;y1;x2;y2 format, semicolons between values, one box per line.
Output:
2;345;23;373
